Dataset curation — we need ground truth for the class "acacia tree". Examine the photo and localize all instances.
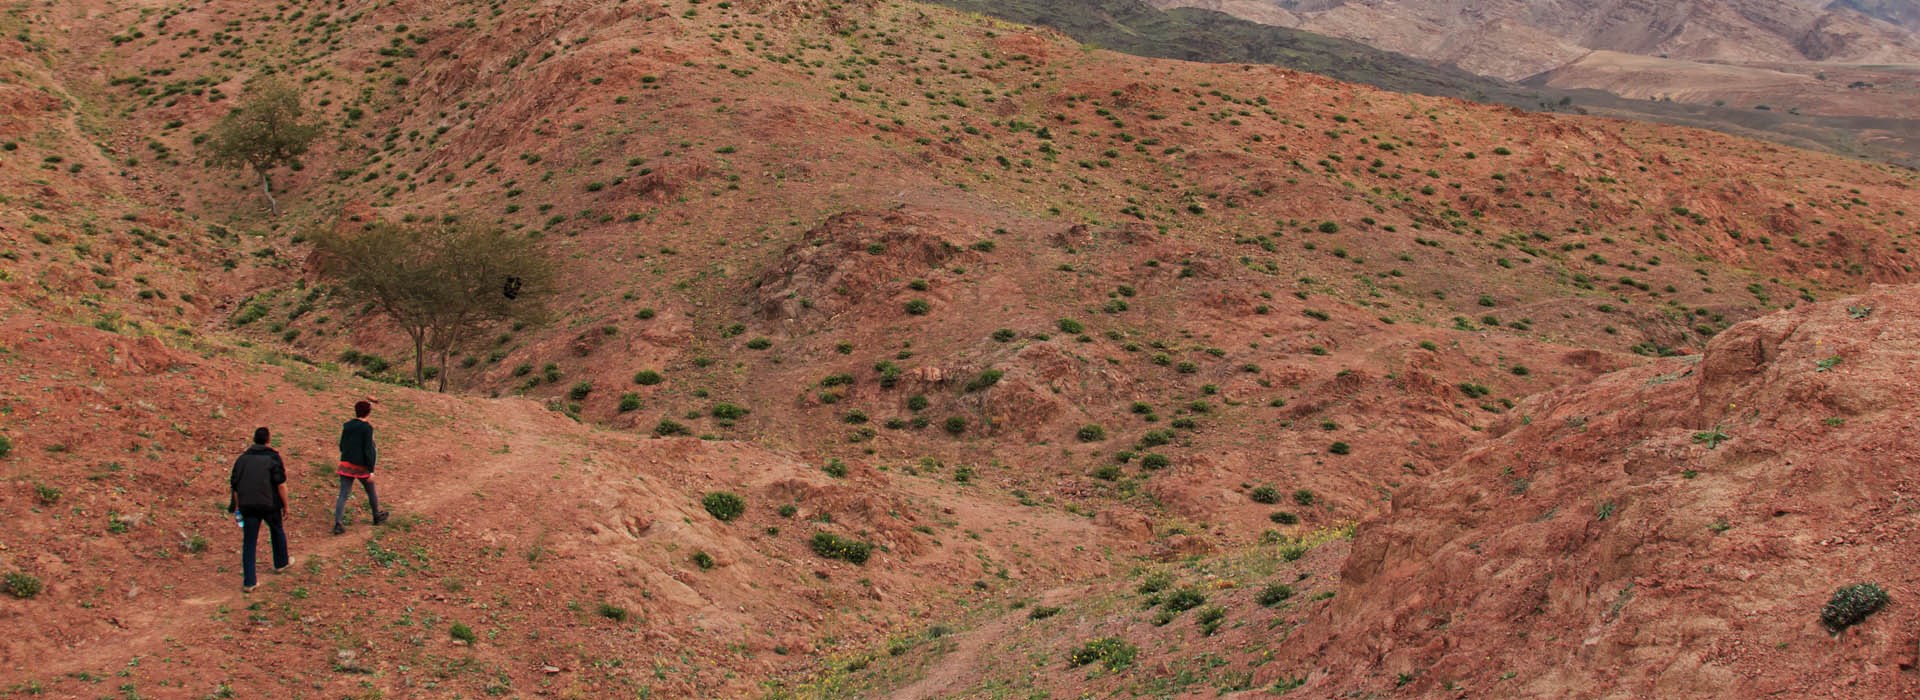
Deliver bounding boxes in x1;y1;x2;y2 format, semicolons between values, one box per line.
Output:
204;78;320;215
313;220;552;390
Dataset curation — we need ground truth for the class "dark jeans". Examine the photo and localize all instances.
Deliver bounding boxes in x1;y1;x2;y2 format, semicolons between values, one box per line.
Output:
241;508;289;587
333;475;381;525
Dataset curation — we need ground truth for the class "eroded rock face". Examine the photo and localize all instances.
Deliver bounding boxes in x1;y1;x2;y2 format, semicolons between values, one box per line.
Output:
1283;285;1920;697
751;209;965;324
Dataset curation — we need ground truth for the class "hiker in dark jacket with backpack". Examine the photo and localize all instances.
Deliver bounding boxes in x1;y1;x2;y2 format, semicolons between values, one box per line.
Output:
333;400;389;534
230;427;291;592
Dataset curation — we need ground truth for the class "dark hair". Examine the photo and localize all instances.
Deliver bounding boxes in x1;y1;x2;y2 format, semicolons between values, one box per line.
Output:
253;427;271;445
355;400;372;418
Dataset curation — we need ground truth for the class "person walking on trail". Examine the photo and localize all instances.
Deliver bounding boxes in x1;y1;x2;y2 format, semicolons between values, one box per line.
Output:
334;400;389;534
230;427;290;592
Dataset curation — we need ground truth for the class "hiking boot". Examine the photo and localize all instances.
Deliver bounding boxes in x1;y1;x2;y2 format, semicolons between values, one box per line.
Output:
372;511;390;526
331;522;345;535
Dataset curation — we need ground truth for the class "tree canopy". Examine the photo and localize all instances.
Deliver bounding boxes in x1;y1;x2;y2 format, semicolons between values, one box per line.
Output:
313;220;553;390
204;78;321;215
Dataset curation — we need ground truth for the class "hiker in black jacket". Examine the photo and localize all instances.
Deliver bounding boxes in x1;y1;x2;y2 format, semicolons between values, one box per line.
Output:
333;400;389;534
230;427;290;592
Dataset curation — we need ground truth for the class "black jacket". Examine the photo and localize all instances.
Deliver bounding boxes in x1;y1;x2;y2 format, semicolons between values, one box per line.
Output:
230;444;286;513
339;418;376;468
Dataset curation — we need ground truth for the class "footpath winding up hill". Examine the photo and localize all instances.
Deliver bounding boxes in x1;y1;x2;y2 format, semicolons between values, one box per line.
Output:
2;0;1919;696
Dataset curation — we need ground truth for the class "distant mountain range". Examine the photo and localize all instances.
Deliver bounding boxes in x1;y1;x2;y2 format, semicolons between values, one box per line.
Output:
935;0;1920;165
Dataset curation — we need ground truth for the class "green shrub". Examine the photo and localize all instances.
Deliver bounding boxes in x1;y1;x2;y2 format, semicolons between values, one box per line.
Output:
1196;606;1226;635
1139;453;1171;470
710;403;749;420
809;532;872;564
1138;571;1174;594
653;419;691;437
1250;486;1279;504
597;602;629;622
1293;489;1317;506
1028;605;1061;620
1821;583;1889;632
906;395;929;411
34;482;61;504
904;299;931;315
944;416;967;435
1328;441;1350;455
0;435;10;458
702;492;746;521
963;369;1004;392
823;458;848;478
633;369;664;385
568;382;593;400
1067;637;1137;670
4;571;42;599
745;337;772;350
691;551;715;570
1076;424;1106;442
1163;587;1206;612
1269;511;1298;525
1256;584;1294;607
449;622;477;643
1317;221;1340;233
1057;318;1084;334
991;328;1017;342
613;390;643;412
777;504;798;518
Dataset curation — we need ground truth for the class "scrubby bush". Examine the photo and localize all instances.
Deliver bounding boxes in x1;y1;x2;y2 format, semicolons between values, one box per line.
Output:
1821;583;1889;632
1329;441;1351;455
906;395;929;411
809;532;872;564
653;419;691;437
449;622;477;643
944;416;967;435
1256;584;1294;607
992;328;1017;342
1250;486;1279;504
633;369;664;385
1163;588;1207;612
691;551;715;569
745;337;772;350
1139;453;1171;470
0;435;11;458
568;382;593;400
710;403;749;420
904;299;931;315
4;571;42;599
822;458;848;478
1077;424;1107;442
963;369;1004;392
1057;318;1084;334
597;602;629;622
1067;637;1137;670
701;492;745;521
1293;489;1317;506
1269;511;1299;525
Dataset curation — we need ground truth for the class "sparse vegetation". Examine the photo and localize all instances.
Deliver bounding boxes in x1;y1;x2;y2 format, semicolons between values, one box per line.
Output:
702;492;746;521
1820;583;1889;632
809;532;873;564
1067;637;1138;670
4;571;42;599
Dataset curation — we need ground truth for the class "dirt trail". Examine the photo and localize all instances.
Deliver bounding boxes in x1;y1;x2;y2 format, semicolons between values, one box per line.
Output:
888;585;1085;699
38;397;584;681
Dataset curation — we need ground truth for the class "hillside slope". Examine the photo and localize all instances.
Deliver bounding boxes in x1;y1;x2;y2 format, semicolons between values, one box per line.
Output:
2;0;1920;696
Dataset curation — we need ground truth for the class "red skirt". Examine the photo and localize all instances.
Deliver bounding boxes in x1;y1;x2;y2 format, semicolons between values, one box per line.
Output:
337;461;373;479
